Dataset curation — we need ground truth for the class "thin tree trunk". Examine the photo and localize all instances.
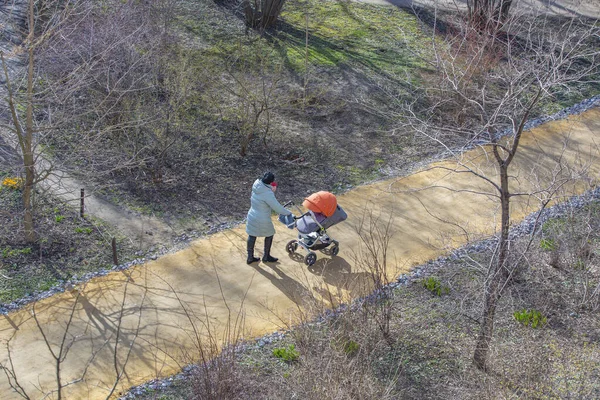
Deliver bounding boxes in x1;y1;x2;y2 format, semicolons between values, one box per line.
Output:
473;163;510;370
23;0;36;243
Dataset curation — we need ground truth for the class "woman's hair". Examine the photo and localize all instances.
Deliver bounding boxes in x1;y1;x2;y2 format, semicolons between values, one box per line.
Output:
261;171;275;185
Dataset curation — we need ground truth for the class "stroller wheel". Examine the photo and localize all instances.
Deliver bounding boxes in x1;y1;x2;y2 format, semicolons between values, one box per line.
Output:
331;244;339;256
304;252;317;266
286;240;298;254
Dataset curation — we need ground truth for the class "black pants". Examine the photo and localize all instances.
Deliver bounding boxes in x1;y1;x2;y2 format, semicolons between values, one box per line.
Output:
247;235;274;256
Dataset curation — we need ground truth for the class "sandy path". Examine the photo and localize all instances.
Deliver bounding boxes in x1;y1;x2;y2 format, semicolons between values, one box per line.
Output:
0;108;598;399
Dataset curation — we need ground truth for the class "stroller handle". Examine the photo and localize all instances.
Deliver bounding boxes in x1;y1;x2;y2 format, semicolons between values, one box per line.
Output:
283;201;307;220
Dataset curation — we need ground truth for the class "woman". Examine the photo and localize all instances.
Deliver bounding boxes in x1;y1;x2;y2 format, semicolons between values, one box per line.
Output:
246;171;292;264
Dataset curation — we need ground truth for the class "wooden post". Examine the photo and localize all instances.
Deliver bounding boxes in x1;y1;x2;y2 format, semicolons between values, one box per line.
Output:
112;237;118;266
80;188;85;218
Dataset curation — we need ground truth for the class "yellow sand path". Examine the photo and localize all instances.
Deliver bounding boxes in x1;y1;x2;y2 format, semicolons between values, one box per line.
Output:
1;109;599;399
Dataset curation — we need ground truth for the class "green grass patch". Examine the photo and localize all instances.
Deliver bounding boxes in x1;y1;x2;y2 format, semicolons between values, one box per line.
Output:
277;0;431;73
1;247;32;258
514;309;547;329
179;0;431;77
422;276;450;296
273;344;300;362
540;238;557;251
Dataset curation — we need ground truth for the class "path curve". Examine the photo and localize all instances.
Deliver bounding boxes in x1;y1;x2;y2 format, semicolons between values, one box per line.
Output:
0;108;598;399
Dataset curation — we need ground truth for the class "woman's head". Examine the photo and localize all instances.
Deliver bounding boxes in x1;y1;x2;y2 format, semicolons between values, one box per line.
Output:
261;171;275;185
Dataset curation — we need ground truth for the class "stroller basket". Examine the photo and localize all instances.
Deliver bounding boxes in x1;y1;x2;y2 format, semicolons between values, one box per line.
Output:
296;205;347;234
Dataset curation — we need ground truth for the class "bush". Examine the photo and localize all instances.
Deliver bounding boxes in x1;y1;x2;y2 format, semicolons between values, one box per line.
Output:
513;309;547;328
540;238;557;251
272;344;300;362
422;276;450;296
1;177;23;190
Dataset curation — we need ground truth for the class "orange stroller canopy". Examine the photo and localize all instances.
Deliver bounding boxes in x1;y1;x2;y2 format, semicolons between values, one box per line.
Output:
302;191;338;217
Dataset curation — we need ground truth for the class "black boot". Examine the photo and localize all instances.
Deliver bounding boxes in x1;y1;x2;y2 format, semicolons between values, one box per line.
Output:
262;235;278;263
247;236;260;264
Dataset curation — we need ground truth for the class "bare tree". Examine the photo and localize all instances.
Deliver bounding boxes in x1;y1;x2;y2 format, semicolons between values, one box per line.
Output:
0;0;74;242
203;44;288;157
392;13;600;370
353;208;398;347
0;0;160;242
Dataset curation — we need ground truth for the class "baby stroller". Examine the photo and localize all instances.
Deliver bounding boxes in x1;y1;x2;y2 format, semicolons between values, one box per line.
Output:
281;191;347;266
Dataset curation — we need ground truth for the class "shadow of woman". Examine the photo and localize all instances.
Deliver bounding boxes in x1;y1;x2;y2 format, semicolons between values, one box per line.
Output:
307;256;374;303
250;263;317;308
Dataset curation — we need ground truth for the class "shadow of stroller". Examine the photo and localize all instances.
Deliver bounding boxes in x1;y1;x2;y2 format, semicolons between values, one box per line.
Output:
308;256;374;300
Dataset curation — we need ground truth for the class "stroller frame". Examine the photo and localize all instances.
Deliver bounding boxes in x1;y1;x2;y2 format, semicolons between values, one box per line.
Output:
284;201;340;266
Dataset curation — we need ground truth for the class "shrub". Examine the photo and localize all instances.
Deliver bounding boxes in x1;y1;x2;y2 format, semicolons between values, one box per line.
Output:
514;309;547;328
540;239;557;251
343;340;360;357
1;247;32;258
422;276;450;296
1;177;23;190
272;344;300;362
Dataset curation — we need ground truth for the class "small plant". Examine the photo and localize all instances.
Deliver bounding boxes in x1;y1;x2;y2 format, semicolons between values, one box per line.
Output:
514;309;547;328
573;259;586;270
540;238;557;251
272;344;300;362
55;215;65;223
343;340;360;357
75;227;93;234
422;276;449;296
1;247;32;258
542;218;565;235
2;177;23;190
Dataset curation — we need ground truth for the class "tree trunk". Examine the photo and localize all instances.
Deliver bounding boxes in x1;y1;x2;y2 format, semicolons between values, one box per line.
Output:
23;0;36;243
242;0;286;30
469;0;513;32
497;0;513;24
473;162;510;370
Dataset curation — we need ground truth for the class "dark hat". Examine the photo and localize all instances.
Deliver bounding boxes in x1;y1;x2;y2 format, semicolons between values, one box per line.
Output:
261;171;275;185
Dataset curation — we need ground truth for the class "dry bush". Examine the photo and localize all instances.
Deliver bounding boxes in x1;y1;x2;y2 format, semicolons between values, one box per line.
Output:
37;0;193;182
352;207;399;346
